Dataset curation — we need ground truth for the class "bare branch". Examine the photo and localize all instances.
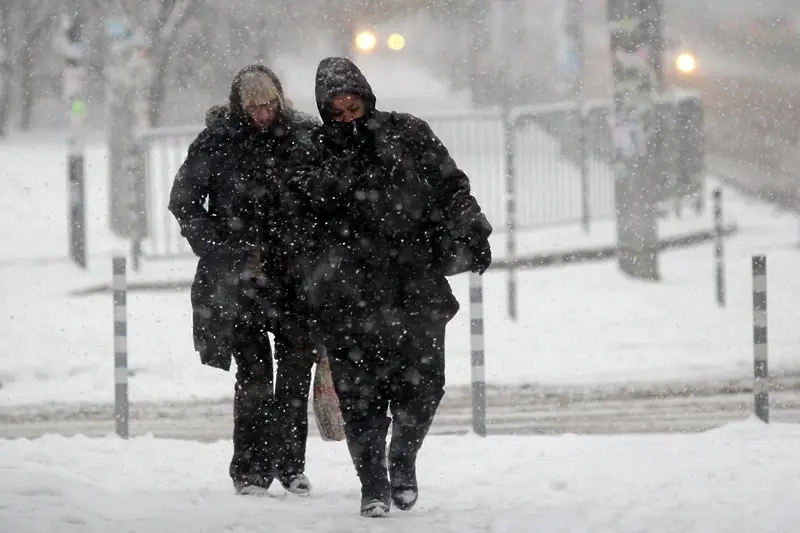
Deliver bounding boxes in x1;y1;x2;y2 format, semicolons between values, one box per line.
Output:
157;0;198;44
148;0;166;22
81;0;104;12
0;0;12;46
173;0;200;32
30;0;57;40
119;0;146;29
30;19;51;43
0;3;11;72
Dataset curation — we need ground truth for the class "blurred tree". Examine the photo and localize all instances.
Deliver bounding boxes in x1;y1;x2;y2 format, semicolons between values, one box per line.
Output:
19;0;58;130
80;0;201;126
0;0;61;133
0;0;12;136
14;0;56;130
115;0;200;126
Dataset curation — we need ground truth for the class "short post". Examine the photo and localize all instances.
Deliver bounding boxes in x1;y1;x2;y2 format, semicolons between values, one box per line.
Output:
131;239;142;272
504;114;518;320
113;256;129;438
469;272;487;436
752;255;769;423
714;188;725;307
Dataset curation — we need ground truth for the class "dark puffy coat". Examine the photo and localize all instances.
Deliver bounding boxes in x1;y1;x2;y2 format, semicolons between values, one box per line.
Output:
287;57;491;339
168;64;319;370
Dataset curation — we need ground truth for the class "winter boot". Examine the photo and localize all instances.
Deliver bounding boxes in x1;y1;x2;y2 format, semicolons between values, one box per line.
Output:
345;417;392;517
388;419;434;511
233;473;274;496
278;472;313;496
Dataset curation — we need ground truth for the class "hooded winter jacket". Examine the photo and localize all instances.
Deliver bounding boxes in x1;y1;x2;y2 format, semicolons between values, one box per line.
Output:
168;64;319;370
287;57;492;339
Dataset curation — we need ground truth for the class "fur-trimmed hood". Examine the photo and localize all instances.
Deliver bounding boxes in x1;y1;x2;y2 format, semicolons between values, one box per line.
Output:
205;103;319;134
226;64;284;130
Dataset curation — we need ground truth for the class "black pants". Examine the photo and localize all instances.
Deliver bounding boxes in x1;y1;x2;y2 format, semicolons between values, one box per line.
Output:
229;285;317;483
326;322;446;430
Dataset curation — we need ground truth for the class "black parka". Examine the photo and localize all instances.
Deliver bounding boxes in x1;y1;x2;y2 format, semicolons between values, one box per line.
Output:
168;64;319;370
287;58;491;339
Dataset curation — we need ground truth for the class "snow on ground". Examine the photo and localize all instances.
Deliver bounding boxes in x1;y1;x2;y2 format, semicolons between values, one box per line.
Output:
1;419;799;532
0;142;122;265
504;218;800;386
2;124;800;407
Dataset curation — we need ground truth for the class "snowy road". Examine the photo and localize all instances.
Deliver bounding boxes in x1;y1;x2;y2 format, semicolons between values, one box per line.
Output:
4;379;800;441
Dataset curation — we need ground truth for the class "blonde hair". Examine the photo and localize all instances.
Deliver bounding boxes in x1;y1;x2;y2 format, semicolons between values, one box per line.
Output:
239;71;284;109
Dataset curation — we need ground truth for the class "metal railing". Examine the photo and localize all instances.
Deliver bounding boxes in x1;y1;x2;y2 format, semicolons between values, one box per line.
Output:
138;106;620;262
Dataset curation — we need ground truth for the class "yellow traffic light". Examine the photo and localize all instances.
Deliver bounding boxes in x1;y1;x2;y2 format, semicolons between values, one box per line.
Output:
354;30;377;52
387;33;405;51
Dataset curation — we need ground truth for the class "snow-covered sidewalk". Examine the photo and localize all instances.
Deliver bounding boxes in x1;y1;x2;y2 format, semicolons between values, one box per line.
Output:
1;419;798;532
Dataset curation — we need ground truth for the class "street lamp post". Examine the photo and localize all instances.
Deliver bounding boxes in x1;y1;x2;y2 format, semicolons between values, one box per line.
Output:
62;5;87;268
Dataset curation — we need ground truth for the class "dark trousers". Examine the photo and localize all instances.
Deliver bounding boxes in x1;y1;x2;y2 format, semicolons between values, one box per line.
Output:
273;322;317;475
229;284;317;483
326;322;446;430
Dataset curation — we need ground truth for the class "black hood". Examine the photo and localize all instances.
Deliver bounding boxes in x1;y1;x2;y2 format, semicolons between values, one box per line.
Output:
315;57;376;123
228;64;286;130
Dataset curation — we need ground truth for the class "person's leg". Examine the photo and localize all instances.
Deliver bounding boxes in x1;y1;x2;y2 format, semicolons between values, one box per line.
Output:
229;283;277;495
272;321;318;495
387;321;447;510
327;334;394;517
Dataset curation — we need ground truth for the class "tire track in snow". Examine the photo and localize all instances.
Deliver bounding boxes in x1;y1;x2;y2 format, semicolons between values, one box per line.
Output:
3;383;800;440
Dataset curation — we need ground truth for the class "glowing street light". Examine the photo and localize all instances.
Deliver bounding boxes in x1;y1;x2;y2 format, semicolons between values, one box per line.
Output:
354;30;377;52
387;33;405;51
675;52;696;74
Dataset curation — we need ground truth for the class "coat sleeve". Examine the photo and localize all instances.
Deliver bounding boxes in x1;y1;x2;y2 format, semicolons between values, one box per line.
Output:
407;115;487;236
282;134;324;211
283;135;359;216
168;132;224;257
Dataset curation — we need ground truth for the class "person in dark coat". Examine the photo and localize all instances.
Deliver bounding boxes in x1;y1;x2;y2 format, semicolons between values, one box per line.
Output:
285;57;492;517
168;64;320;497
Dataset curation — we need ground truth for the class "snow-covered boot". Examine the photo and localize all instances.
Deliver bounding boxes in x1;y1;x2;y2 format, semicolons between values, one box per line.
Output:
279;472;313;496
388;419;433;511
233;473;274;496
345;417;391;517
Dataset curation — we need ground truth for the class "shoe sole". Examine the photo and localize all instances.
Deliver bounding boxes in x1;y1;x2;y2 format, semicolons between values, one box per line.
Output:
235;485;271;497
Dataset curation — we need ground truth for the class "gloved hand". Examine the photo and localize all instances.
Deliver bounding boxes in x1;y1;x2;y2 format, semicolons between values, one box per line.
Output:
467;214;493;240
465;214;492;275
315;176;344;200
438;214;493;276
309;157;358;212
466;234;491;274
